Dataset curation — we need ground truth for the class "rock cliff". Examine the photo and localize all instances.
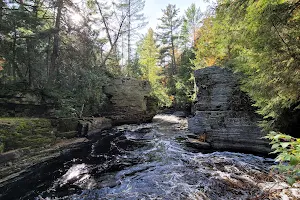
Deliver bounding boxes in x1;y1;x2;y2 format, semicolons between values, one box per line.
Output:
102;78;157;125
188;66;270;154
0;84;55;117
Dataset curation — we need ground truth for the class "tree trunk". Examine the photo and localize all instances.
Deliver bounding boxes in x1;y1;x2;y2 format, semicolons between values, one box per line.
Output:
50;0;63;79
26;38;34;87
170;30;176;76
11;28;23;81
46;36;51;77
0;0;3;30
127;0;131;65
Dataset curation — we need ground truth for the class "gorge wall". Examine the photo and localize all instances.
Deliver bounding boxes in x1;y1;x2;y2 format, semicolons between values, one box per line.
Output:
102;78;157;125
188;66;270;154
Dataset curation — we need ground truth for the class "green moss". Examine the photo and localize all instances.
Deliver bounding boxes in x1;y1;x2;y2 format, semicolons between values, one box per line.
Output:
0;118;56;152
55;131;78;139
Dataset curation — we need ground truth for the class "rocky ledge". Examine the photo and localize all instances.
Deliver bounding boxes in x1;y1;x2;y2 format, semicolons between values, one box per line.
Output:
102;78;157;125
188;66;270;154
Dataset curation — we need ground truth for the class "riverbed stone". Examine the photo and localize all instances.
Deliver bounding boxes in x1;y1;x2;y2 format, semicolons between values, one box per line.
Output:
188;66;270;154
78;117;112;138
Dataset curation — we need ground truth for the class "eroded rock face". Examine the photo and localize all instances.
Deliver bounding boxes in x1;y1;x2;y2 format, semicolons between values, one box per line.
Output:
0;88;55;117
188;66;270;154
102;78;157;125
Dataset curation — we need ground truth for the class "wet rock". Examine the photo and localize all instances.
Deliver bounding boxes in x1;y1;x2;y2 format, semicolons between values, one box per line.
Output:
173;111;188;117
1;114;298;200
78;117;112;139
0;138;89;199
185;138;211;149
188;66;270;154
102;78;157;125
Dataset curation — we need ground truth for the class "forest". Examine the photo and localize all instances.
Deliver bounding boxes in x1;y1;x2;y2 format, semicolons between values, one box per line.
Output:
0;0;299;190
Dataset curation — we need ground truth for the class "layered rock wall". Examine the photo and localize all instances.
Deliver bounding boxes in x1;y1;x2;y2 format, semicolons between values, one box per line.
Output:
0;85;55;117
188;66;270;154
102;78;157;125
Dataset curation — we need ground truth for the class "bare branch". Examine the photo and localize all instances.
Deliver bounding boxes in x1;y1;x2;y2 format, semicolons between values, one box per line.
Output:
95;0;113;47
100;14;127;67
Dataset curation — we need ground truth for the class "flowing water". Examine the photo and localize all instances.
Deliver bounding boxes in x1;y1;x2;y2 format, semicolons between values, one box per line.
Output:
1;115;282;200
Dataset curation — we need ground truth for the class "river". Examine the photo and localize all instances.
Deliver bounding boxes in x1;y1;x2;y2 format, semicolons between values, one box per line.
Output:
1;115;287;200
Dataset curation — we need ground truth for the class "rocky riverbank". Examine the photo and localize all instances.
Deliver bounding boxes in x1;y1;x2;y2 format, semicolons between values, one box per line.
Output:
0;77;157;189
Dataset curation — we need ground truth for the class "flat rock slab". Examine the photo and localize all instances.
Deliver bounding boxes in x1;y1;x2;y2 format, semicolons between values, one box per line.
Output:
185;138;211;149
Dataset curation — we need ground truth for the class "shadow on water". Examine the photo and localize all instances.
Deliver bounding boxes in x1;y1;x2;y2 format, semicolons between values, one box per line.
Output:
0;115;278;200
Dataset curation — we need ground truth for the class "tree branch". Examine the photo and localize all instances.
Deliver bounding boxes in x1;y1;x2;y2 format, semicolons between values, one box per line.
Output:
95;0;113;48
100;14;127;67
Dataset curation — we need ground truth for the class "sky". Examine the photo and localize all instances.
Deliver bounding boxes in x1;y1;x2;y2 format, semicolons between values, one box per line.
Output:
141;0;213;34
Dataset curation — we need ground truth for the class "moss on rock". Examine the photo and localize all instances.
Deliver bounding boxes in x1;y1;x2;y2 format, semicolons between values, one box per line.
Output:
0;118;56;152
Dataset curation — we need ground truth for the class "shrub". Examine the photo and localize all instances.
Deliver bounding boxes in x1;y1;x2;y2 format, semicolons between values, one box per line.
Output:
265;131;300;185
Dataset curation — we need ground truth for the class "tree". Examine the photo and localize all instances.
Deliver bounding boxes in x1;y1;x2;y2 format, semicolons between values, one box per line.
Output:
50;0;63;79
124;0;146;66
138;28;171;106
194;0;300;134
181;3;202;47
156;4;182;95
0;0;118;116
94;0;128;70
157;4;181;75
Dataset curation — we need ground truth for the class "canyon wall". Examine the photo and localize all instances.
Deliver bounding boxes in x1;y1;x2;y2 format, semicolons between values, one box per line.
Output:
188;66;270;154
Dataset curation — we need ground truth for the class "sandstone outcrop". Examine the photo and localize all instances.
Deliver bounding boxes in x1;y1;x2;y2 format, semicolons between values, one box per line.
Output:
188;66;270;154
102;78;157;125
0;84;55;117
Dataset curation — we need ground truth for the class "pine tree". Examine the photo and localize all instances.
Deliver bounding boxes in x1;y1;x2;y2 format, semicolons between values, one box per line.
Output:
156;4;182;95
125;0;146;66
181;3;202;47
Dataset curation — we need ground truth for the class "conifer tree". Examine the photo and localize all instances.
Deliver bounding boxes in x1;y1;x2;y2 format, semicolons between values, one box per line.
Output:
138;28;171;106
157;4;182;95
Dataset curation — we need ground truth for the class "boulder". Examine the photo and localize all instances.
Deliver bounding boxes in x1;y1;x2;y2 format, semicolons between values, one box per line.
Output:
102;78;157;125
188;66;270;154
78;117;112;139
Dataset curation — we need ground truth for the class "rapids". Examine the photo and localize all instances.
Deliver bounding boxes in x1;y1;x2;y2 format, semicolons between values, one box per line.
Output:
2;115;294;199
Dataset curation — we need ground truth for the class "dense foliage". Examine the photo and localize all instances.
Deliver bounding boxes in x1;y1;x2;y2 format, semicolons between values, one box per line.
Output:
137;28;171;107
194;0;300;134
0;0;147;116
265;132;300;185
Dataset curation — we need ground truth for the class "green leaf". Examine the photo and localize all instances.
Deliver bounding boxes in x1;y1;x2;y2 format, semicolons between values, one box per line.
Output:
271;143;280;149
286;177;296;186
290;156;300;166
281;142;290;149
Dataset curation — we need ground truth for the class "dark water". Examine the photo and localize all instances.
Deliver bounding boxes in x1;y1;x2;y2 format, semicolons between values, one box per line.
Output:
1;115;276;200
